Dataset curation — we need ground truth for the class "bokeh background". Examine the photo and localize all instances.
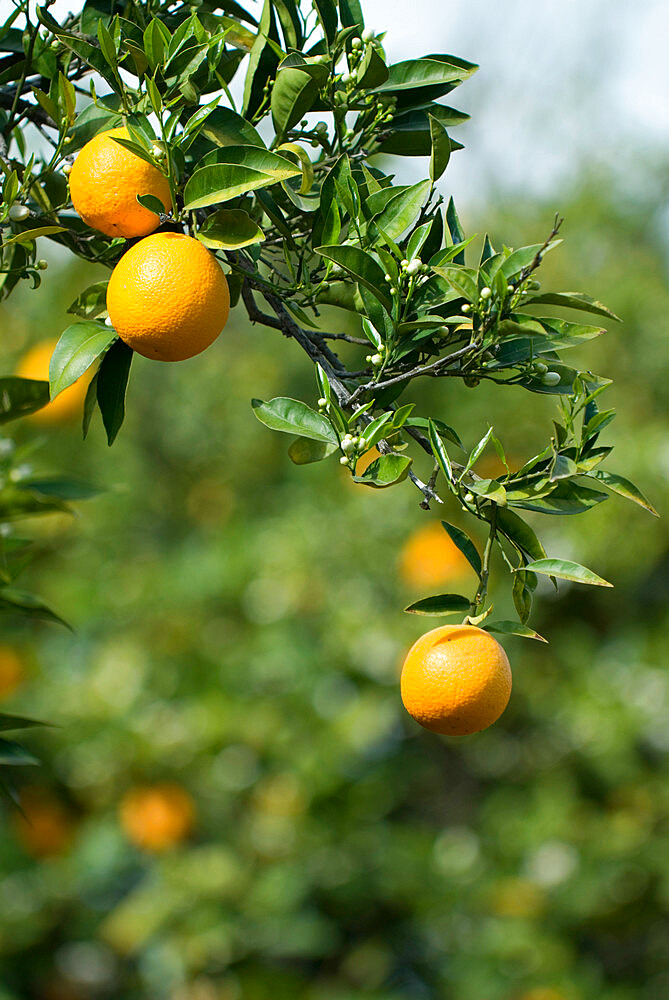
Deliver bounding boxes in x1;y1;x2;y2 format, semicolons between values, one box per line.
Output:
0;2;668;998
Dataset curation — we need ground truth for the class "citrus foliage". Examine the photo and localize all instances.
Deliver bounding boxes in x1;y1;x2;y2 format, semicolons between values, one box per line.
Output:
0;0;655;644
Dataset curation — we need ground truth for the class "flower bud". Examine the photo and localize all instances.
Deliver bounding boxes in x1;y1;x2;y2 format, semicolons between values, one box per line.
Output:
480;286;492;299
8;204;30;222
534;362;548;375
370;353;382;366
464;493;474;503
36;260;48;271
105;316;114;327
352;37;362;49
151;144;164;158
340;456;350;466
461;303;472;314
317;397;327;408
362;27;374;42
542;371;561;386
406;259;422;276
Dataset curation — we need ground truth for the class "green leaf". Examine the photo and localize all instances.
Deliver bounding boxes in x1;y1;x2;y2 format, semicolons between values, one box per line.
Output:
500;241;560;279
0;713;48;733
445;196;465;263
49;323;116;399
485;620;547;642
339;0;364;31
242;0;282;121
404;593;471;616
356;43;388;89
136;192;167;215
0;738;39;767
200;145;301;182
523;291;621;321
369;180;431;243
469;479;507;505
252;397;337;444
288;437;337;464
0;587;71;629
373;56;476;94
18;478;101;501
96;339;133;446
428;419;453;482
315;245;392;312
440;521;481;576
353;454;412;488
520;558;612;588
1;226;65;247
0;377;49;424
494;507;546;561
314;0;338;44
590;470;658;516
271;66;323;134
197;209;264;250
143;17;171;71
429;114;451;181
200;107;265;148
183;164;277;209
507;481;608;515
67;281;109;320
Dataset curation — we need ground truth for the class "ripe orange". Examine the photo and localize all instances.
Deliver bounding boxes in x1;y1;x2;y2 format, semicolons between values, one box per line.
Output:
400;624;511;735
106;233;230;362
120;783;195;852
13;787;75;857
69;126;171;238
399;521;472;589
0;645;24;698
16;338;90;423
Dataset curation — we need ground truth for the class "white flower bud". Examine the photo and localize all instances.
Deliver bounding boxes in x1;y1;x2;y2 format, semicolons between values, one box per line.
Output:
542;371;561;386
63;162;73;176
461;303;472;314
464;492;474;503
340;456;350;466
351;37;362;49
8;204;30;222
406;259;422;276
104;316;114;326
317;397;327;408
480;286;492;299
151;144;163;158
370;353;382;366
362;27;374;42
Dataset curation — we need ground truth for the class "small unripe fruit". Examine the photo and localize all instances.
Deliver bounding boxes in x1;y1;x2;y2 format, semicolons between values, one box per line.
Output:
480;286;492;299
534;361;548;375
36;260;48;271
542;371;561;386
8;204;30;221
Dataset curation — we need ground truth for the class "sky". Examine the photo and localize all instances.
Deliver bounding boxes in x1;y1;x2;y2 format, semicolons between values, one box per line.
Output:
7;0;669;203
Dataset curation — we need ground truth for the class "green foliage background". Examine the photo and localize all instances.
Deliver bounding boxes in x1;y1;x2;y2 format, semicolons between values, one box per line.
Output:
0;172;667;999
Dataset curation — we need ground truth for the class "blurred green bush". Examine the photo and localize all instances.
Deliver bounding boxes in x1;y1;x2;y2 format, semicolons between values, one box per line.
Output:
0;170;666;1000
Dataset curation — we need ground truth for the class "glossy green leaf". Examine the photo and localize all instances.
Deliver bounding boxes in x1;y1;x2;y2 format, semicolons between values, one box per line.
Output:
590;470;658;516
0;377;49;424
288;437;337;464
429;114;451;181
404;593;471;616
271;66;323;134
313;0;338;44
96;339;133;446
200;107;264;148
369;180;431;243
428;419;453;482
197;209;264;250
353;454;412;488
183;164;276;209
316;245;392;311
252;397;337;444
0;713;48;733
507;481;608;515
49;323;116;399
440;521;481;576
494;507;546;561
1;226;65;247
0;739;39;766
200;145;301;182
523;291;621;321
521;558;612;588
67;281;109;320
485;620;547;642
373;56;476;93
0;587;70;628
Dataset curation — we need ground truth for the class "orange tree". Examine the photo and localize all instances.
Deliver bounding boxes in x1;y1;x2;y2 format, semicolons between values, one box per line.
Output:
0;0;656;732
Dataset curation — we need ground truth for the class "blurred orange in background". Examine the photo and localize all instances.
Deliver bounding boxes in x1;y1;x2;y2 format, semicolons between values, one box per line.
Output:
13;787;76;858
0;645;25;699
16;339;91;425
120;783;195;852
399;520;473;590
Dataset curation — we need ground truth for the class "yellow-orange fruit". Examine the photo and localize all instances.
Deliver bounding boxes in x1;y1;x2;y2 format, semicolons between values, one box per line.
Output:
16;338;89;423
107;233;230;362
0;645;24;698
399;521;472;589
120;783;195;852
69;126;171;238
400;624;511;736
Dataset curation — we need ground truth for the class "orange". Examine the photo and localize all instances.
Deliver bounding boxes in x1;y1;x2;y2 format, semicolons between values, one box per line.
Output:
120;783;195;852
0;645;24;698
16;338;90;423
69;126;171;238
400;624;511;735
13;787;75;857
399;521;472;589
106;233;230;362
